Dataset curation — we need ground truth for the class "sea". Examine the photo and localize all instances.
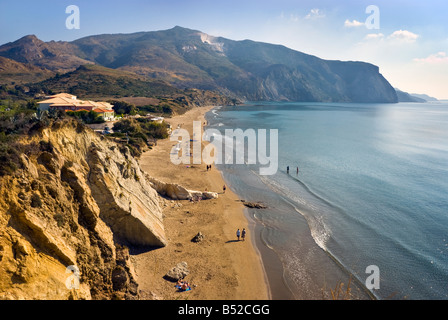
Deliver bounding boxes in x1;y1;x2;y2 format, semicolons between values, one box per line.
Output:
205;101;448;300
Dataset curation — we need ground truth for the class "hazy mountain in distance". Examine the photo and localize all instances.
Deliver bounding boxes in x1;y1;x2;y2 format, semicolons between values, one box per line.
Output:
410;93;438;102
0;26;399;103
395;88;427;102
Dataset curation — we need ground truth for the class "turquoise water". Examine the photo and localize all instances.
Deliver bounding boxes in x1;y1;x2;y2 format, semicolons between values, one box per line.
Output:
206;102;448;300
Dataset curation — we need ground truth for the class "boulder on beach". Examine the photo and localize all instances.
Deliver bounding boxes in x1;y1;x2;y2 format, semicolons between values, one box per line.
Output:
240;200;267;209
147;176;218;200
164;262;189;282
191;232;204;243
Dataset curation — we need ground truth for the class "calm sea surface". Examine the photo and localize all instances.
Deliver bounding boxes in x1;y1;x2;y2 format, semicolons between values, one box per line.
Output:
206;102;448;300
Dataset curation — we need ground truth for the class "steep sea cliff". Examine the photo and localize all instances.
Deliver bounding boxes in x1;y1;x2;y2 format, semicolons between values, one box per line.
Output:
0;119;213;299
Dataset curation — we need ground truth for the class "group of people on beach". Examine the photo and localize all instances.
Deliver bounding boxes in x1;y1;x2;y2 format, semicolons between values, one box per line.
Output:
236;228;246;241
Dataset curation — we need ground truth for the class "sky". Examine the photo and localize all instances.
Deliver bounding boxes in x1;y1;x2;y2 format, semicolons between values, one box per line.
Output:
1;0;447;99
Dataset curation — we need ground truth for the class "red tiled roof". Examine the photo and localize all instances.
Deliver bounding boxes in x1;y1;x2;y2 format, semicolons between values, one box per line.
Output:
65;109;90;112
92;108;114;113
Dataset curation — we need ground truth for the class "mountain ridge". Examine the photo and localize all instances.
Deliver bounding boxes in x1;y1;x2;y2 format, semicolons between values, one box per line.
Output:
1;26;398;103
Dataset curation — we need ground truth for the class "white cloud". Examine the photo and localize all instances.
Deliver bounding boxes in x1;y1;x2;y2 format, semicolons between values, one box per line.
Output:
364;33;384;40
387;30;419;43
360;30;418;46
305;8;325;19
344;19;364;28
414;52;448;64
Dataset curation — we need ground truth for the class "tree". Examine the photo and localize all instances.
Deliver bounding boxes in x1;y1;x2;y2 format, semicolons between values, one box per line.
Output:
66;110;104;124
109;100;137;115
26;99;39;110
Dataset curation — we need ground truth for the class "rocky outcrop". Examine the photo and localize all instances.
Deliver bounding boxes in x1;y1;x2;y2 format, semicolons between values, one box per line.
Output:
191;232;204;243
147;176;218;201
164;262;189;282
85;145;166;247
240;200;268;209
0;120;167;299
40;120;167;248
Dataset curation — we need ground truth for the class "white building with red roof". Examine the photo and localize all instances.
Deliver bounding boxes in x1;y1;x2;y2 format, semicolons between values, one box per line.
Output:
38;93;115;121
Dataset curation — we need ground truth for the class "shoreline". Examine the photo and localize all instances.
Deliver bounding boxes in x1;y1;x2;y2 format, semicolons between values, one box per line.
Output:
133;106;270;300
214;166;296;300
205;103;377;300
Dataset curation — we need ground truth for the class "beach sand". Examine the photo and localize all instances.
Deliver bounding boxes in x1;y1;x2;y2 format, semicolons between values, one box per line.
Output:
133;106;270;300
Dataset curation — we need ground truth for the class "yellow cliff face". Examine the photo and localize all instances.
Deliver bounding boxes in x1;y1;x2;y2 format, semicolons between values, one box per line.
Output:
0;119;166;299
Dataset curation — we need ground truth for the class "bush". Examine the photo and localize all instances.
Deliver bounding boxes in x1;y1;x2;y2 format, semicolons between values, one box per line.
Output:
0;142;21;176
109;100;137;115
30;193;42;208
112;118;169;157
0;112;71;178
66;110;105;124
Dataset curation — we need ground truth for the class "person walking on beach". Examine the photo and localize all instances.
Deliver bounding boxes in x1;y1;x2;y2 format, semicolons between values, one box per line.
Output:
223;185;226;193
236;229;241;241
241;228;246;241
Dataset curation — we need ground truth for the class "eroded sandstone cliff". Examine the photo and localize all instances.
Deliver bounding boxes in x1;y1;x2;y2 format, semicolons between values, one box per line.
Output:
0;119;167;299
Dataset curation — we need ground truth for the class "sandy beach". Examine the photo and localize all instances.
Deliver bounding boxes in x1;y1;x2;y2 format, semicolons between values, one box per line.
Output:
133;106;270;300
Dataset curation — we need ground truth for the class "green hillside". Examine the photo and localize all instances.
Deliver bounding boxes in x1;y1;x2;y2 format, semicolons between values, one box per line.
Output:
30;64;180;99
